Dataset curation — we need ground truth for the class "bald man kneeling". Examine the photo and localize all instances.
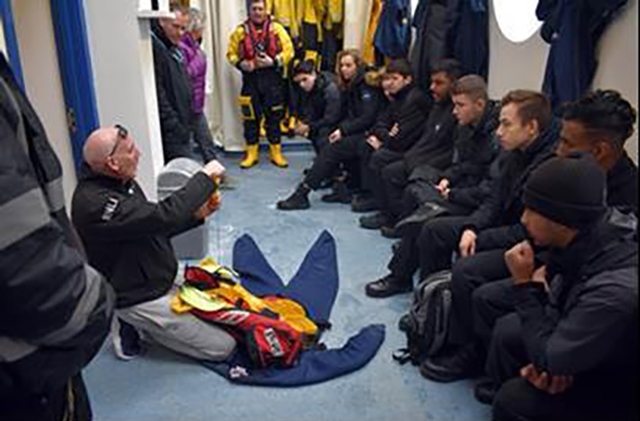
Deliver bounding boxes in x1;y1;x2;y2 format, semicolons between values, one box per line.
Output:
71;125;236;361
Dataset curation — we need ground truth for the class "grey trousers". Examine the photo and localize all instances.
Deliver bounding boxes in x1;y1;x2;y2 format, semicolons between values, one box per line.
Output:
118;289;236;361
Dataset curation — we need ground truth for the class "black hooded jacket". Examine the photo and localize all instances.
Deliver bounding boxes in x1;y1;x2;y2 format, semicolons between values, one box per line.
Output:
514;209;637;399
337;69;385;137
298;72;342;139
370;83;432;152
469;120;561;247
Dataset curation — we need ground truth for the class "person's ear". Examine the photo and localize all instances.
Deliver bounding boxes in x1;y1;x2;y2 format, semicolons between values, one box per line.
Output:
591;140;612;165
527;119;540;139
104;156;120;175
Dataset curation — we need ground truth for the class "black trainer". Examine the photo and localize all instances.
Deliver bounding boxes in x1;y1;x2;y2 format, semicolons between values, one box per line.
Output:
277;184;311;210
380;224;401;239
474;377;497;405
395;202;448;235
365;274;412;298
359;212;389;230
398;314;411;332
351;195;378;213
420;343;484;383
321;181;351;203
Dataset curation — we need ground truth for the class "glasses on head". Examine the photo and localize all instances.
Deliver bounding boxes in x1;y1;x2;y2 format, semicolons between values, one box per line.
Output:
108;124;129;157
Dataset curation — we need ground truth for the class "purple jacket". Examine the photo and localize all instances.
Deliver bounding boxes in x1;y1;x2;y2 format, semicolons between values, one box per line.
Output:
179;34;207;114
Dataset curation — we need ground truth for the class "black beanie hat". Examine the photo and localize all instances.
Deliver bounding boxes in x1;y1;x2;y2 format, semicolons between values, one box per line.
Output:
523;153;607;228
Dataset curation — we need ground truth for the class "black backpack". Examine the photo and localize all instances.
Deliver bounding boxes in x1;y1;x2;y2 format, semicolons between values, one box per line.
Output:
393;270;453;365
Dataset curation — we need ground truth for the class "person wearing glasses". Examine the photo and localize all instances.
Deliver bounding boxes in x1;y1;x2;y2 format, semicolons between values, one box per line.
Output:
71;125;236;362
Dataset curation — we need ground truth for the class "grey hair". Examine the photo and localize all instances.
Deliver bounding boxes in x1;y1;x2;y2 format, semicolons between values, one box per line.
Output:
187;7;206;32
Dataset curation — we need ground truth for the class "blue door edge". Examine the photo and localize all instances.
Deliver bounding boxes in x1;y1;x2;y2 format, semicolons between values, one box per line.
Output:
50;0;100;173
0;0;25;89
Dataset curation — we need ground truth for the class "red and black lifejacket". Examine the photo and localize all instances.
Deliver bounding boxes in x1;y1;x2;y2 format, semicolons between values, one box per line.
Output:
241;18;280;61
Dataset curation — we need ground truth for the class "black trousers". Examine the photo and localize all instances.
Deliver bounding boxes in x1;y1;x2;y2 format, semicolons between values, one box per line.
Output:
1;373;92;421
368;149;405;218
448;248;510;345
304;134;371;190
473;278;515;347
240;69;284;145
388;215;467;282
489;314;637;421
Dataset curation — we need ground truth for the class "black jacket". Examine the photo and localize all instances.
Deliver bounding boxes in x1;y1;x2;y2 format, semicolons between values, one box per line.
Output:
370;84;432;152
469;120;560;245
151;22;194;162
607;152;638;215
1;54;113;412
404;97;457;172
299;72;342;139
514;209;637;394
338;70;384;137
71;168;216;309
443;100;499;186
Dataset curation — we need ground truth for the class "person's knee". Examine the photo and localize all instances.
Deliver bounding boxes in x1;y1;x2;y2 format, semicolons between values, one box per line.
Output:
493;378;534;421
492;314;521;352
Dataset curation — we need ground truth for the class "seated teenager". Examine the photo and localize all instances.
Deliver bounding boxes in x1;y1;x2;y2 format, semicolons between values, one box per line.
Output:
71;126;236;361
292;59;342;154
363;59;462;235
443;90;639;399
277;49;385;210
354;59;431;227
364;76;499;297
488;155;637;421
421;90;639;384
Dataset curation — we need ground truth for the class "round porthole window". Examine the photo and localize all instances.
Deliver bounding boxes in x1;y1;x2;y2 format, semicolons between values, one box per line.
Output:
493;0;543;43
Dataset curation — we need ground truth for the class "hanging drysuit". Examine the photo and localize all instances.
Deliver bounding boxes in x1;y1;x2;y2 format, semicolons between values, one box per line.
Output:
410;0;451;90
321;0;345;71
374;0;413;59
537;0;628;109
363;0;384;65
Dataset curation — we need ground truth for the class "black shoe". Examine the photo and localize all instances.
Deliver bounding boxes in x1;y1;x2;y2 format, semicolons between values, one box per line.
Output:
380;224;401;239
365;274;412;298
391;240;401;254
395;202;449;235
359;212;389;230
277;185;311;210
474;377;497;405
351;195;378;213
398;314;411;332
419;343;484;383
321;181;351;203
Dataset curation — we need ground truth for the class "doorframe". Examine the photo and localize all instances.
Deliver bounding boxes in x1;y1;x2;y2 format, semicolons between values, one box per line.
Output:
0;0;24;88
50;0;99;171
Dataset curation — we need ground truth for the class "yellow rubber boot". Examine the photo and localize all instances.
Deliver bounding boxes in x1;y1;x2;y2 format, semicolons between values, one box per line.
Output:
269;144;288;168
240;144;259;169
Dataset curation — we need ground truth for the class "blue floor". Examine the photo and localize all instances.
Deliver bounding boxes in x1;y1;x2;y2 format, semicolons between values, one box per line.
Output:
85;149;490;421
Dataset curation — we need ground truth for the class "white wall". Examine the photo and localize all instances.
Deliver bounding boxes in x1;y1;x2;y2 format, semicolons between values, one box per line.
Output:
488;0;639;162
84;0;165;199
11;0;77;208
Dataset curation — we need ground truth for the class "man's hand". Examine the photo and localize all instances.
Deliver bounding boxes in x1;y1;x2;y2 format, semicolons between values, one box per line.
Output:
389;123;400;138
239;60;255;73
195;192;221;220
202;159;226;180
294;122;310;137
459;229;477;257
520;364;573;395
255;53;275;68
505;241;535;284
328;129;343;144
367;135;383;150
435;178;451;200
